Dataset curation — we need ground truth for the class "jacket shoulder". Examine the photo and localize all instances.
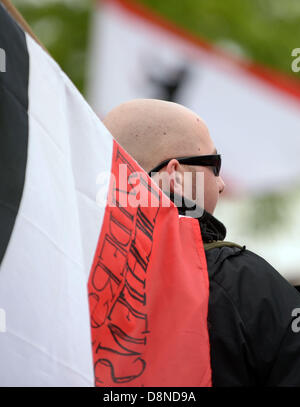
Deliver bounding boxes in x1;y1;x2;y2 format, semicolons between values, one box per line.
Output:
206;245;292;289
205;245;300;386
206;246;299;308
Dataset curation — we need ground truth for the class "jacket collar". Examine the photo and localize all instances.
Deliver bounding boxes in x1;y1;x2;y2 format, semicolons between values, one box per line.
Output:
167;192;227;243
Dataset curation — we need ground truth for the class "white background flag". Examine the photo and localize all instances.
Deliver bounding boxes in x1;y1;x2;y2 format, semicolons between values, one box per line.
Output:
88;0;300;196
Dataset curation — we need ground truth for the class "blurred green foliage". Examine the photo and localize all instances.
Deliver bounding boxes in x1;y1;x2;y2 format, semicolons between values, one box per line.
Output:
140;0;300;78
12;0;300;95
12;0;93;94
245;192;290;235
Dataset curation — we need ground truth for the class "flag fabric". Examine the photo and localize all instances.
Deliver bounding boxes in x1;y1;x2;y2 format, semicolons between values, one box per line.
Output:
0;2;110;386
88;0;300;195
0;3;211;386
89;142;211;387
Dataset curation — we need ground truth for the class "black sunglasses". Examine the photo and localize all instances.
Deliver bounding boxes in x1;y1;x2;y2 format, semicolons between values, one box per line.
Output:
148;154;222;177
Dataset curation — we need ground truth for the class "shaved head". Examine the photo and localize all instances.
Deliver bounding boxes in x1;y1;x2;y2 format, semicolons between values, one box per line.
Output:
103;99;225;214
102;99;215;173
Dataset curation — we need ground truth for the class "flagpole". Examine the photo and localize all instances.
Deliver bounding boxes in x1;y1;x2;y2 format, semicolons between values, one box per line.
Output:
0;0;48;52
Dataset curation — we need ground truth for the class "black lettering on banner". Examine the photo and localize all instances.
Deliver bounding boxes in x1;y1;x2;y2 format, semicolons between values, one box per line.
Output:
116;148;136;174
136;206;155;241
95;357;146;385
91;147;161;385
109;212;132;248
116;293;148;322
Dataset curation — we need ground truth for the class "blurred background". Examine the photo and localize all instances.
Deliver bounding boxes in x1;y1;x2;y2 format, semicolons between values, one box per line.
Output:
12;0;300;285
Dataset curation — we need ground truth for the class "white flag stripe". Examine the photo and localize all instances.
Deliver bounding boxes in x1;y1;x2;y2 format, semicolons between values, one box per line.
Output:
0;32;113;386
88;0;300;194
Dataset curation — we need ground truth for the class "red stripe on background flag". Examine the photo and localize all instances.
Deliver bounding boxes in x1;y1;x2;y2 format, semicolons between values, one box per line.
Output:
88;140;211;387
102;0;300;103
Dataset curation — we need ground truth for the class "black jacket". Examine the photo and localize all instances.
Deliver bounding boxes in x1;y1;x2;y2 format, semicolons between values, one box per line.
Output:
172;194;300;387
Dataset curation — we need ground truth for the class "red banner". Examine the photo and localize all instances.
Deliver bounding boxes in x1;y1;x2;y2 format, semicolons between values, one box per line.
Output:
88;141;211;386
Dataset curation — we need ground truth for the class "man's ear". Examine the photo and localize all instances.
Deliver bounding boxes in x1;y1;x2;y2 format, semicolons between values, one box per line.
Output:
167;159;183;193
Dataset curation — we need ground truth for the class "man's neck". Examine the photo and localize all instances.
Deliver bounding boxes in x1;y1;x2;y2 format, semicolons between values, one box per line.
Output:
166;191;227;243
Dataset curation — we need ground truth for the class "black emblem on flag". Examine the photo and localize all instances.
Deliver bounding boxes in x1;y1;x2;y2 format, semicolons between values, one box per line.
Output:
147;65;190;102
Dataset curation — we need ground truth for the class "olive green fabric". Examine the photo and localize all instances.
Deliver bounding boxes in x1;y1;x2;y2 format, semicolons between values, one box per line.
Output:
204;241;245;251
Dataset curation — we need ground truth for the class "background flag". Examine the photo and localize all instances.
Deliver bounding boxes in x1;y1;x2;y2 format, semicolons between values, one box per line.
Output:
88;0;300;195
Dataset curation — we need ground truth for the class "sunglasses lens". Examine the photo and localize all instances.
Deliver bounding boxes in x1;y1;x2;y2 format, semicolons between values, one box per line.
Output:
214;156;221;176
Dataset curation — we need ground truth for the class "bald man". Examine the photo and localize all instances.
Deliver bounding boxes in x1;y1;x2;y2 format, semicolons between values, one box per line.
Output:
103;99;224;215
103;99;300;387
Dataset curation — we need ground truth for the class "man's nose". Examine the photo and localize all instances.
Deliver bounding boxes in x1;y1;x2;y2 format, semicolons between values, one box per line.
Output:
218;176;225;194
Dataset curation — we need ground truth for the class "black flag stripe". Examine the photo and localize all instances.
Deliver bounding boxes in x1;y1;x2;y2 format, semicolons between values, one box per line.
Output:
0;4;29;265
